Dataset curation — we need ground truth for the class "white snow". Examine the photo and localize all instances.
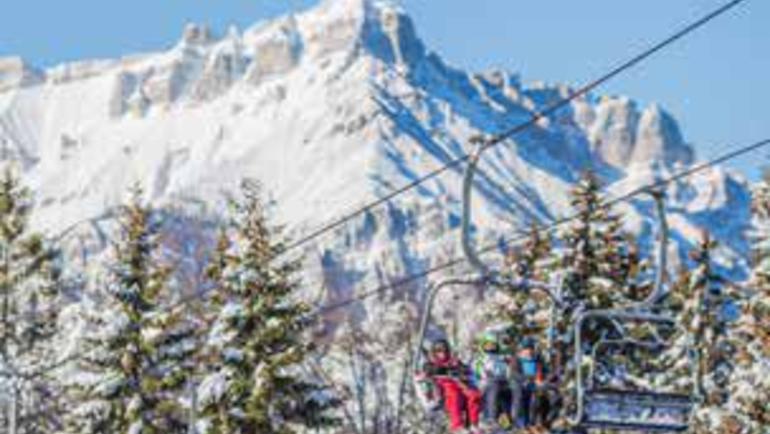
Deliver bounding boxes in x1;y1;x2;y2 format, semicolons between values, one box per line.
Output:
198;371;229;406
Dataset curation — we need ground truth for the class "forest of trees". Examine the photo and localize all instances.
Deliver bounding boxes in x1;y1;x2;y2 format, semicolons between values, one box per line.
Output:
0;173;339;434
0;166;767;433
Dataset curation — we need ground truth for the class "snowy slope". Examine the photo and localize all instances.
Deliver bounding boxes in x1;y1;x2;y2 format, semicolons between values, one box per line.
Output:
0;0;754;420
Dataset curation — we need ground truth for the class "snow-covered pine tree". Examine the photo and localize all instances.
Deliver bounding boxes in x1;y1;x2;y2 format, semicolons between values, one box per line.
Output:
0;167;63;433
646;268;694;396
496;224;552;345
677;235;742;433
713;179;770;432
197;182;338;434
63;188;195;434
544;172;641;425
557;171;639;309
553;172;642;358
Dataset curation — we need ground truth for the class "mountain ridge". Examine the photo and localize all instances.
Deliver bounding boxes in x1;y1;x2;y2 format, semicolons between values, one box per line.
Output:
0;0;751;325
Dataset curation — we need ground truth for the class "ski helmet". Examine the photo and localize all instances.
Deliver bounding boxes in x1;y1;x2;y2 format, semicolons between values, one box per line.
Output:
520;336;536;350
431;339;450;354
479;331;498;351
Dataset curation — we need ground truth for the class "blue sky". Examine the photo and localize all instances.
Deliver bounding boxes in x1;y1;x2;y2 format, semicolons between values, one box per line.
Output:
1;0;767;178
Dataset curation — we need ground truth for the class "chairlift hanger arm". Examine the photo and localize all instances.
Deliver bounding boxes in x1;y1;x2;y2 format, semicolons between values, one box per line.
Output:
461;141;490;278
644;189;669;307
461;139;566;306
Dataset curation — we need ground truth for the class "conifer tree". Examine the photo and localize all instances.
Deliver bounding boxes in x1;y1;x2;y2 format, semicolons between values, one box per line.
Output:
682;236;735;402
0;167;62;433
542;172;641;423
64;188;195;434
198;182;338;434
555;172;641;354
646;268;695;394
557;171;639;309
497;225;552;344
711;180;770;432
674;235;742;433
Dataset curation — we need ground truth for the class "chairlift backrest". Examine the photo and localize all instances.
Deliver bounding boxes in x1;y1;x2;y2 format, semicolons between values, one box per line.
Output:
571;311;696;432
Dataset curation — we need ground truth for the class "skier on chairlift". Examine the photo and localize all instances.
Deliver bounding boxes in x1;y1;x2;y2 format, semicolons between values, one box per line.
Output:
513;336;552;430
422;339;483;432
472;331;515;429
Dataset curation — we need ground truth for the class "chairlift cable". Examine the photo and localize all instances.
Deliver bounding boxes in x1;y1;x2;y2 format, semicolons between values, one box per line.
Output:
314;137;770;316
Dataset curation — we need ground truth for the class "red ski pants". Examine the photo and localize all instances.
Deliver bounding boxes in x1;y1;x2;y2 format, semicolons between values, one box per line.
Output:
435;378;482;431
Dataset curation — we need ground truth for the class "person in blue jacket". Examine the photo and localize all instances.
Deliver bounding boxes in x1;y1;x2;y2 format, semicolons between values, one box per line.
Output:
513;336;549;428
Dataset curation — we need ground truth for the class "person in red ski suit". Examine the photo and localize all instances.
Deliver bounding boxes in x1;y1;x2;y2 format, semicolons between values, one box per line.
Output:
424;339;482;431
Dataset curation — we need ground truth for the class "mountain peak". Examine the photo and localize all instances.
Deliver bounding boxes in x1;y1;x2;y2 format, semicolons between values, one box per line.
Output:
634;103;693;166
291;0;424;65
315;0;403;18
0;56;44;92
180;23;215;46
589;96;693;168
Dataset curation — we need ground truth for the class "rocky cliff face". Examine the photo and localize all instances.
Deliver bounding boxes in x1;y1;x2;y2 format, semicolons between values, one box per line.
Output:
0;0;753;421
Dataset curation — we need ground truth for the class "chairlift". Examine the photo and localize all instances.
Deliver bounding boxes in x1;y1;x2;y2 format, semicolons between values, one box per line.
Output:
566;194;697;432
411;141;697;433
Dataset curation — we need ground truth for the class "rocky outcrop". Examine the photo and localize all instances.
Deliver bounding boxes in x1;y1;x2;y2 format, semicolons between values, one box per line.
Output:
0;57;44;92
589;96;694;169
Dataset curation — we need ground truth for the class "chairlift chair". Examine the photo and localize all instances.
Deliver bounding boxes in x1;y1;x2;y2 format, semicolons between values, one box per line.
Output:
410;144;570;432
412;142;697;433
566;193;697;432
571;312;696;432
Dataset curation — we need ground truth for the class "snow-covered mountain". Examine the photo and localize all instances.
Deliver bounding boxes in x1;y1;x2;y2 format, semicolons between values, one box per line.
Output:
0;0;754;420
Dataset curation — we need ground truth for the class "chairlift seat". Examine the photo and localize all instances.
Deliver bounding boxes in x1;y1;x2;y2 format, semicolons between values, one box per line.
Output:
582;388;692;432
